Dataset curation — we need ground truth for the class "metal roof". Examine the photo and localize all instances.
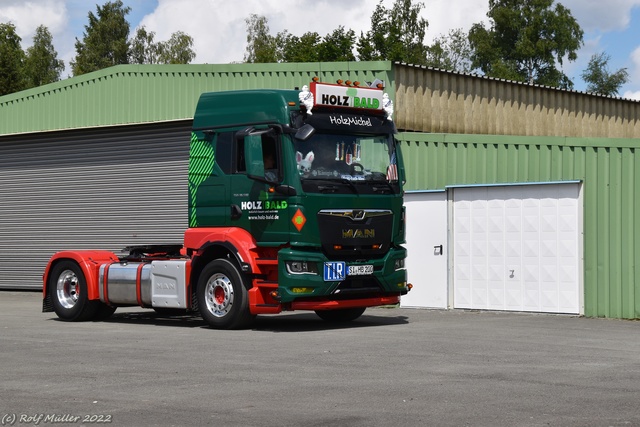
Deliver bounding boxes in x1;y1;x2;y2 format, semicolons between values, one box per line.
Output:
0;61;394;136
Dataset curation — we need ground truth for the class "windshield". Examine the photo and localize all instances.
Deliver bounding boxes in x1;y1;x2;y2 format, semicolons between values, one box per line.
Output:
294;132;398;183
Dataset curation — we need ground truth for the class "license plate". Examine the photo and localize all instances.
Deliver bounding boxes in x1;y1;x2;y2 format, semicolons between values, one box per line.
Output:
324;262;374;281
348;265;373;275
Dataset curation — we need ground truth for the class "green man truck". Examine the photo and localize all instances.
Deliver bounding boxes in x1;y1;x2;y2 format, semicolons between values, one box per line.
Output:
42;78;411;329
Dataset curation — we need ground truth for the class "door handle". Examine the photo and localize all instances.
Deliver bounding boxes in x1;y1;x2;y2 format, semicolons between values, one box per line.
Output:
434;244;443;255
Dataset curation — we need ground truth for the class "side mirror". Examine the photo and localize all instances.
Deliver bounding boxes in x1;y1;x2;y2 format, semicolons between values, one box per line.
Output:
294;124;315;141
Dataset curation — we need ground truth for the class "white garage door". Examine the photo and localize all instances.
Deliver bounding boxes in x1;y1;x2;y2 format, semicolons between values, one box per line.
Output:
402;191;448;308
452;183;582;314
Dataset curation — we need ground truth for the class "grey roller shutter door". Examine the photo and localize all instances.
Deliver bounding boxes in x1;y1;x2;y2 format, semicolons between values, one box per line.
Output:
0;120;192;289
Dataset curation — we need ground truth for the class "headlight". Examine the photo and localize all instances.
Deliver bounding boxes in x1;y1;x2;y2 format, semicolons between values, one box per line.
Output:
394;258;405;270
285;261;318;275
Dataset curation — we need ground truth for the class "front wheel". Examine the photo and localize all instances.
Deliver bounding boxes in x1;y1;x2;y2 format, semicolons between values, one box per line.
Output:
315;307;366;323
197;259;255;329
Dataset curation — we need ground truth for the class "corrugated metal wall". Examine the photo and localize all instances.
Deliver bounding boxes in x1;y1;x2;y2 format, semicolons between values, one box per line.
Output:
397;131;640;318
0;121;191;289
395;63;640;138
0;62;394;135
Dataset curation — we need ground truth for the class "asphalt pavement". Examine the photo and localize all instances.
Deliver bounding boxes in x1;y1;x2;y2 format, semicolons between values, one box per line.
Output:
1;290;640;427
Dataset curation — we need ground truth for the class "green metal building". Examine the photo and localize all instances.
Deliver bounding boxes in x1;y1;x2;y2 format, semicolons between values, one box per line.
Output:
1;61;639;319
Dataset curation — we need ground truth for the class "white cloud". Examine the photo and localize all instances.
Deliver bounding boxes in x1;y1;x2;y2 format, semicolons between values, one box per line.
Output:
422;0;488;42
626;45;640;93
622;90;640;100
138;0;375;64
136;0;490;64
562;0;640;33
0;0;67;45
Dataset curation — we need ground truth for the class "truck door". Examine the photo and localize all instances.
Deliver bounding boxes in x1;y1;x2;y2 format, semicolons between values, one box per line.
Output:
230;128;291;245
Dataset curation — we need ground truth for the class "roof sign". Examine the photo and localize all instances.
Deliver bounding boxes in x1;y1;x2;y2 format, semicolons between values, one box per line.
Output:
311;82;384;112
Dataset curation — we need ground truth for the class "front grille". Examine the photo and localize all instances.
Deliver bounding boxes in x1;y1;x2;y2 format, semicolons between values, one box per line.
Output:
317;209;393;259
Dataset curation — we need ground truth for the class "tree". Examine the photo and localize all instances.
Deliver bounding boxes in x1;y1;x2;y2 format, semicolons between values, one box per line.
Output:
129;26;159;64
357;0;428;64
157;31;196;64
71;0;131;75
130;27;196;65
0;22;26;96
24;25;65;88
581;52;629;96
426;28;473;72
468;0;583;88
244;14;277;63
274;27;356;63
275;31;321;62
318;26;357;62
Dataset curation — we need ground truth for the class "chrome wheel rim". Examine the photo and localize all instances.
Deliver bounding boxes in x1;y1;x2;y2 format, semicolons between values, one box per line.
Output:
56;269;79;309
204;273;235;318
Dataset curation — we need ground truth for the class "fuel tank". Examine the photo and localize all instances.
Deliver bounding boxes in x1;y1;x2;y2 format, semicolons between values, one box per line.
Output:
99;262;152;306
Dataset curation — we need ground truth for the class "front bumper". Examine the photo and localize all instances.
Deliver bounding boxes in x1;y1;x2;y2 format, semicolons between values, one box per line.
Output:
276;245;408;304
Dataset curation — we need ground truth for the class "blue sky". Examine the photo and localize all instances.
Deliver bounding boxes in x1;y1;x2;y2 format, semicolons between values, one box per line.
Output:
1;0;640;99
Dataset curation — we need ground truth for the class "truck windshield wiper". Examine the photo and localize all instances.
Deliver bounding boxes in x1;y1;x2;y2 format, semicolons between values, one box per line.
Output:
337;178;360;194
301;178;359;194
365;173;394;193
372;182;394;193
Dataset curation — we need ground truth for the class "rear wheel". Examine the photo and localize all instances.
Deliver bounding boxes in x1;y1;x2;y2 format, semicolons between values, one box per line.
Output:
49;260;100;321
197;259;255;329
315;307;366;323
95;304;117;320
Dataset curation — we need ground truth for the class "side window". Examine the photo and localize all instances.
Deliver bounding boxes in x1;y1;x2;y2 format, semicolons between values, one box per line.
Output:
235;134;246;173
214;132;233;174
234;129;280;176
262;134;278;170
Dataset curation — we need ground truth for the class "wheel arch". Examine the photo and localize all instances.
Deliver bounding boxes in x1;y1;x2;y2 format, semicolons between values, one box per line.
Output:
185;227;259;289
190;242;248;292
189;240;257;314
43;250;119;302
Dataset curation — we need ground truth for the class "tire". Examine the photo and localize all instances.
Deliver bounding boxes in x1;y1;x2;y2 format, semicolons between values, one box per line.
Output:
315;307;366;322
94;304;117;320
197;259;255;329
49;260;100;321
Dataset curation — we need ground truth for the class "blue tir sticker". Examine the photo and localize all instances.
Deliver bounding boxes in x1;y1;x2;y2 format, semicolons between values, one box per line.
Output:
324;261;346;281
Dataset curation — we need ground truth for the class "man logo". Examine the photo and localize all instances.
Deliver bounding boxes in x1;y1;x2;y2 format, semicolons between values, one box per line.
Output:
342;229;375;239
